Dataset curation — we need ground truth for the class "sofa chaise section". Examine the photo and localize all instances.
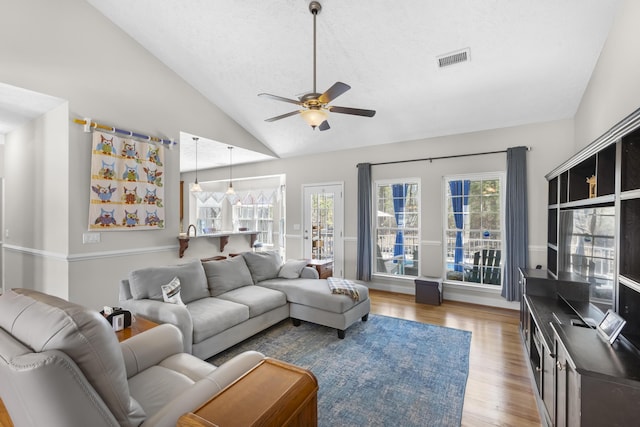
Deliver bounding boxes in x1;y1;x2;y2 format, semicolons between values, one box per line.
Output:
258;277;370;338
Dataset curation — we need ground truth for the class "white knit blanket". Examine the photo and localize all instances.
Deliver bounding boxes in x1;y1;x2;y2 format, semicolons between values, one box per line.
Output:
327;277;360;301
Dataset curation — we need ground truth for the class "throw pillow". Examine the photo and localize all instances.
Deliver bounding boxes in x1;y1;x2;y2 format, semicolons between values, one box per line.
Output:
161;276;185;306
202;256;255;297
278;260;309;279
242;251;283;283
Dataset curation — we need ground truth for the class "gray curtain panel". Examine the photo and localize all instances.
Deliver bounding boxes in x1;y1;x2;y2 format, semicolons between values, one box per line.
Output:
357;163;372;281
502;146;529;301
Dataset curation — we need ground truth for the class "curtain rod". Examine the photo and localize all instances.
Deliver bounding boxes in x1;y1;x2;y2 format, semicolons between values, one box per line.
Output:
73;118;177;147
360;147;530;167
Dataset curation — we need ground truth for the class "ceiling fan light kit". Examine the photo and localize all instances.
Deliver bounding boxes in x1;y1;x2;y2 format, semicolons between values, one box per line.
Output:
300;108;328;127
258;1;375;131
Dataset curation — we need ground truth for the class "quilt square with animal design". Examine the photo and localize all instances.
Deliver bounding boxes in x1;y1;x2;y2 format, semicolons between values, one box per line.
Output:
88;131;165;230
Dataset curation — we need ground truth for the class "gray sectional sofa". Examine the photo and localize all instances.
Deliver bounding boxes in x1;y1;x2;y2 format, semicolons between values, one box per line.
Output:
119;251;370;360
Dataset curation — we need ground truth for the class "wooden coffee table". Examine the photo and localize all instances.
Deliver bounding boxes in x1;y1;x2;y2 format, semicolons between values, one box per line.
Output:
178;358;318;427
0;315;158;426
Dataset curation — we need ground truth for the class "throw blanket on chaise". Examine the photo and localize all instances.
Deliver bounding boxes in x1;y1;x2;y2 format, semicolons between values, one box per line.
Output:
327;277;360;301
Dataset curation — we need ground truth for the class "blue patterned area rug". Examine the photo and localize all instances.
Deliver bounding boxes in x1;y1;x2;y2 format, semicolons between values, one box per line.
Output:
208;314;471;427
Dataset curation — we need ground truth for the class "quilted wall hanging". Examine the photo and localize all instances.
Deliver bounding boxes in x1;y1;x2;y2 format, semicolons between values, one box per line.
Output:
88;131;165;230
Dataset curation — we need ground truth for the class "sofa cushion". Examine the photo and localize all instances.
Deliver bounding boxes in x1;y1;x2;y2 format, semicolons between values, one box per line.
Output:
202;256;254;297
242;251;282;283
278;260;309;279
217;286;287;317
187;298;250;344
258;278;370;314
129;259;209;304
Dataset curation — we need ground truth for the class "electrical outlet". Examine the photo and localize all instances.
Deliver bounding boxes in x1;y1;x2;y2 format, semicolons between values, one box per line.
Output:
293;224;301;231
83;232;101;244
4;229;8;238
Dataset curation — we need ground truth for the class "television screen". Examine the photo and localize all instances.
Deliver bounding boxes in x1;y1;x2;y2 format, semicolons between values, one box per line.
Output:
558;205;615;312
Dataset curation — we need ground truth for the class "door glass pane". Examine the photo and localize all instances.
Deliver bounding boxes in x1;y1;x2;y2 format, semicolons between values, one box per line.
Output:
311;192;334;260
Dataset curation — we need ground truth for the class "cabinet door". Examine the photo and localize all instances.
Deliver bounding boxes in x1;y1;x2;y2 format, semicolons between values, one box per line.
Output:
566;359;581;427
555;340;568;427
521;303;531;352
555;339;581;427
542;345;555;422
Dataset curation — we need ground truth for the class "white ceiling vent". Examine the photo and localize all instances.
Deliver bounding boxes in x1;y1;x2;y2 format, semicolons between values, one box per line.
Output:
437;48;471;68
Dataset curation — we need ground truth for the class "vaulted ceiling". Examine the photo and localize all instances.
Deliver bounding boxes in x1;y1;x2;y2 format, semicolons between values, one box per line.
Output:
3;2;623;172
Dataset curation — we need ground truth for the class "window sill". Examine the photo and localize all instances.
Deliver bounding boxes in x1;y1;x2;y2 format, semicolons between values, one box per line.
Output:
444;280;502;292
372;273;419;281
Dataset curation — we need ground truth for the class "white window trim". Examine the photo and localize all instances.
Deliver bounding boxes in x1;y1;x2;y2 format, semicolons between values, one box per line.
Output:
441;171;506;289
372;177;421;278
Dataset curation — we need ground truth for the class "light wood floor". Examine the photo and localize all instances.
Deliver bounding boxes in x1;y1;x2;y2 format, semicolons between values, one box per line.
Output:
369;289;541;427
0;290;540;427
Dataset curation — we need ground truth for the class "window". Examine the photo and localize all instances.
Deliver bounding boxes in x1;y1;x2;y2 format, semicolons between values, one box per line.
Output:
233;199;274;247
444;174;504;286
196;199;222;234
374;179;420;277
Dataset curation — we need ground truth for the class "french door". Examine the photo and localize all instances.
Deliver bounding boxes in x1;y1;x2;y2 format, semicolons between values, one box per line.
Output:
302;183;344;277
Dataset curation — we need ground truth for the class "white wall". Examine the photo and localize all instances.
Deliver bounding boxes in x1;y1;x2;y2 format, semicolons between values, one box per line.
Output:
3;104;70;298
0;0;270;308
574;0;640;149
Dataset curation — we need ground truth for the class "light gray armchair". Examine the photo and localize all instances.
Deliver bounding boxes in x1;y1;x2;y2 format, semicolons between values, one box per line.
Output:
0;288;264;427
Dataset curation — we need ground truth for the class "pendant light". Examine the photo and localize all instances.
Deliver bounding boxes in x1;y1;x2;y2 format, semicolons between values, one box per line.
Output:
226;146;235;195
190;137;202;192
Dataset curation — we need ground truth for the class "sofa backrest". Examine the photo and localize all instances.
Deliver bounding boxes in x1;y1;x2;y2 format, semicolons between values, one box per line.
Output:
202;255;254;297
128;259;209;304
0;289;145;426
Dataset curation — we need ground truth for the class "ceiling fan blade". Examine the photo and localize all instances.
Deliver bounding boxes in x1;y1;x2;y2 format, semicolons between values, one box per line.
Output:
319;120;330;131
258;93;303;106
264;110;301;122
329;106;376;117
318;82;351;104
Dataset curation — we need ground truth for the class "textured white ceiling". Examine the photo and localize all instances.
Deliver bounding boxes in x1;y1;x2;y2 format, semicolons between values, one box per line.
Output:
9;1;621;165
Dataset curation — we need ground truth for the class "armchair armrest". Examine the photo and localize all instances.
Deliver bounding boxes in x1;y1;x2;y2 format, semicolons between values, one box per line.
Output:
120;324;184;378
139;351;265;427
119;298;194;353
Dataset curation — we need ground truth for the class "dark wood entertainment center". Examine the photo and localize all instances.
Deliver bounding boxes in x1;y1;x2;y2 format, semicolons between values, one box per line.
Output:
521;109;640;426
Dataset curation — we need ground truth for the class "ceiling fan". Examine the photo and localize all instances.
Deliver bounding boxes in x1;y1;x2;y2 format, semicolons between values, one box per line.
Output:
258;1;376;131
